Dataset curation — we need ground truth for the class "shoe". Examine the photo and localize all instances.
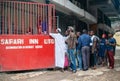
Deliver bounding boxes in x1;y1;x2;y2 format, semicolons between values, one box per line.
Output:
77;68;82;71
83;68;88;71
108;66;114;69
61;68;64;72
92;67;96;70
72;70;77;73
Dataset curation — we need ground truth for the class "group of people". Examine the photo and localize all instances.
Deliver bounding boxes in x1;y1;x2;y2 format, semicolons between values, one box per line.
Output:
51;26;116;73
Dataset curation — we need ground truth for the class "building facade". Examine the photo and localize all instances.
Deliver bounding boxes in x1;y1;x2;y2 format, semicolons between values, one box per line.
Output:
1;0;119;36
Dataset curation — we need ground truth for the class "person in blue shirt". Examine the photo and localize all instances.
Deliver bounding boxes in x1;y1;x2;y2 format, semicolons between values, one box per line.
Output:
78;29;91;71
42;18;48;34
76;31;82;70
106;33;116;69
98;34;107;66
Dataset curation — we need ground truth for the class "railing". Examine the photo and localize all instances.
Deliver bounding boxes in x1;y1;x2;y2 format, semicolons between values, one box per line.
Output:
0;1;56;35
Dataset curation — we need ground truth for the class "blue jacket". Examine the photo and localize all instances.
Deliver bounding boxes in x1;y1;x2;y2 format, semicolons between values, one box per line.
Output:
78;34;91;48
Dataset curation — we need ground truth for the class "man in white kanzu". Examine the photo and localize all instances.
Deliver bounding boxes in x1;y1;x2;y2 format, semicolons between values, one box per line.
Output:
50;28;66;70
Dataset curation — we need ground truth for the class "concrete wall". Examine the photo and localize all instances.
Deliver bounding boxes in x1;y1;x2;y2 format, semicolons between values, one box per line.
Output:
50;0;97;24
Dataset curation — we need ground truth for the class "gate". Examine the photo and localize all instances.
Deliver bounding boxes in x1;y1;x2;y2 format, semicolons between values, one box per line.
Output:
0;1;56;34
0;1;56;71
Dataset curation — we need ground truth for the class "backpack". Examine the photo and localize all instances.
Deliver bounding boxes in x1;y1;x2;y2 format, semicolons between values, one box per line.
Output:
91;35;100;51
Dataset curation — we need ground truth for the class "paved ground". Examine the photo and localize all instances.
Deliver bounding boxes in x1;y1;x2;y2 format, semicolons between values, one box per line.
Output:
0;46;120;81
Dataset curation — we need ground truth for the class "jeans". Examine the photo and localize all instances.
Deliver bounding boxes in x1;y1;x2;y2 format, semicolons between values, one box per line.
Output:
76;49;82;69
68;49;76;71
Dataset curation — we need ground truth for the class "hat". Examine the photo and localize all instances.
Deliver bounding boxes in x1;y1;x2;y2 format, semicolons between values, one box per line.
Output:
68;26;74;31
56;28;61;32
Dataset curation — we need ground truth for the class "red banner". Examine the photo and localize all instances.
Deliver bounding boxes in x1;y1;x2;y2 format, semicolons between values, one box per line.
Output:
0;35;55;71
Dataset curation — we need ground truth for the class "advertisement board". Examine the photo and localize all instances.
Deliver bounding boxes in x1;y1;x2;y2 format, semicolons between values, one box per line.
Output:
0;35;55;71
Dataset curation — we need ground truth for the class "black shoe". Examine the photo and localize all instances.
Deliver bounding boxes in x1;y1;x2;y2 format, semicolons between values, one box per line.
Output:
83;68;88;71
61;68;64;72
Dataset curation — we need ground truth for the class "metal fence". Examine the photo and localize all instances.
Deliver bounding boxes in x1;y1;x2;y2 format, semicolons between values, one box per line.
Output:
0;1;56;35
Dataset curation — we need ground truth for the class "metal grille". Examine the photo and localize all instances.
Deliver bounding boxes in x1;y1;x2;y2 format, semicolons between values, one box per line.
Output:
0;1;56;35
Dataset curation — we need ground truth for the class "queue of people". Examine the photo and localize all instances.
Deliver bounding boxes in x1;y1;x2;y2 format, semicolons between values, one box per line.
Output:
51;27;116;73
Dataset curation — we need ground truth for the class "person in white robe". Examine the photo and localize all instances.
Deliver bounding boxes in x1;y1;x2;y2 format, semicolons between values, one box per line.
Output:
50;28;66;68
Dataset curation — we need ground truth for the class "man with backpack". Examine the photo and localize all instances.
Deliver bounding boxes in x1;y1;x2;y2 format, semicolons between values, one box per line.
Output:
89;30;100;69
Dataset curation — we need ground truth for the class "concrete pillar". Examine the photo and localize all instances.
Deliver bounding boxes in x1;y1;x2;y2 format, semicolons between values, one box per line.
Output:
87;23;89;31
73;19;76;32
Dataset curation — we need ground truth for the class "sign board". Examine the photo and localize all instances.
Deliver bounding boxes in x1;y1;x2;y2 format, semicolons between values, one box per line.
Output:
0;35;55;71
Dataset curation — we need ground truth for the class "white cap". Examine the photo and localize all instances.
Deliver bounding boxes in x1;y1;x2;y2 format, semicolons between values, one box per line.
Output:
56;28;61;32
